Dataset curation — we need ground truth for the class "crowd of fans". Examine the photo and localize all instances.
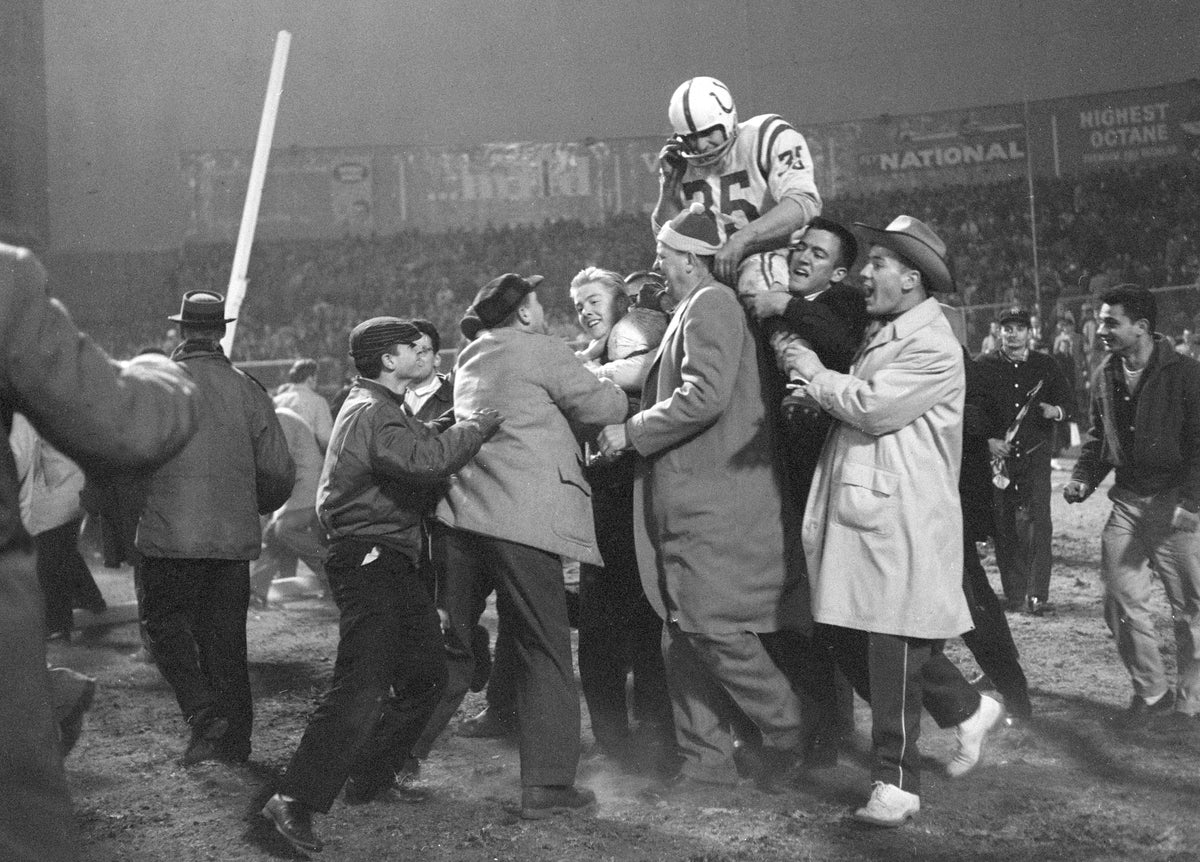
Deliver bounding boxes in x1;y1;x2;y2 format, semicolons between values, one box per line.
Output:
83;162;1200;365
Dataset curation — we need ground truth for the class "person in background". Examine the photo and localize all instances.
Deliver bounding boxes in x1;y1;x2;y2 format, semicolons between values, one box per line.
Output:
136;290;295;767
1065;285;1200;731
0;242;198;862
274;359;334;452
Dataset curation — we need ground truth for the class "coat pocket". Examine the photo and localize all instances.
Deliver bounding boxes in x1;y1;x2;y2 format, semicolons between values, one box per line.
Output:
831;461;899;536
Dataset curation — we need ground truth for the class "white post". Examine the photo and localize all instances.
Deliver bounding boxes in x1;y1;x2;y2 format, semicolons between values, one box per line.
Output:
222;30;292;357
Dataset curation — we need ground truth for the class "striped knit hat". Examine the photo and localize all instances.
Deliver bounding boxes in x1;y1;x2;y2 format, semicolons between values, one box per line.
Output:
656;201;722;255
348;316;420;359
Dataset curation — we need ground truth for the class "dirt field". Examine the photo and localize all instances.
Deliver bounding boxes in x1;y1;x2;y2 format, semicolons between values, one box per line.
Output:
51;466;1200;862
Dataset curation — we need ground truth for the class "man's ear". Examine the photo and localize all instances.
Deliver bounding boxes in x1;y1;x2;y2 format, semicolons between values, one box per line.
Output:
828;266;848;285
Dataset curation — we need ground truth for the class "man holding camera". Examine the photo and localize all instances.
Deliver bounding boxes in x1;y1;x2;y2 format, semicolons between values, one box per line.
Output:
652;76;821;295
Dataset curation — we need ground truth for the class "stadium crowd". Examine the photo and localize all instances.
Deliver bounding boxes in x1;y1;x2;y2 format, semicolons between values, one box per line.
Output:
4;75;1200;860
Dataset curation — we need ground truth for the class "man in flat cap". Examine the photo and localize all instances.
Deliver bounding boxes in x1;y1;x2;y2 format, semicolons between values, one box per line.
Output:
262;317;501;854
427;273;627;819
136;290;295;766
976;306;1074;616
598;203;808;794
784;216;1003;826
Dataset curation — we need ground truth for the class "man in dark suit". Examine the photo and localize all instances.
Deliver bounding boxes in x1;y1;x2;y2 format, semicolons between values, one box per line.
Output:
740;216;868;769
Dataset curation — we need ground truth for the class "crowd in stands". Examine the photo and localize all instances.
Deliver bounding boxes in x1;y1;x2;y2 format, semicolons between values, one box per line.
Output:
85;162;1200;365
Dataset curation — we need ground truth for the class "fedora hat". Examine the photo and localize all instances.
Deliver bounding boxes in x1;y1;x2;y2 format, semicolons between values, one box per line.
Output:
853;215;955;293
167;290;236;325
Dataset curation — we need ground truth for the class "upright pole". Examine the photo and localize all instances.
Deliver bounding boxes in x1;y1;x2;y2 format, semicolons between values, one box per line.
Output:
1023;98;1041;314
222;31;292;357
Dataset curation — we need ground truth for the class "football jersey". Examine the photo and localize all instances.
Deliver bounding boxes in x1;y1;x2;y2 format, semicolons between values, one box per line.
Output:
679;114;821;246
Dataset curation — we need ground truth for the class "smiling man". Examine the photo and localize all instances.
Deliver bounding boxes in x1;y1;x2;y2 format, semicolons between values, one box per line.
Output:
783;215;1002;827
1065;285;1200;731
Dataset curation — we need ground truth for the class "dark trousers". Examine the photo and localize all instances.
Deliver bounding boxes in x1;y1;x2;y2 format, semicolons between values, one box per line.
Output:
961;536;1032;715
279;541;446;813
140;556;253;752
35;518;104;636
994;446;1054;602
822;624;979;794
0;547;78;862
761;628;851;746
578;481;671;751
421;527;580;787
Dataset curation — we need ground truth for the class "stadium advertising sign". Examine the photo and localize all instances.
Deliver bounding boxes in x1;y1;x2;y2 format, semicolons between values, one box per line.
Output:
1047;81;1200;172
853;104;1028;179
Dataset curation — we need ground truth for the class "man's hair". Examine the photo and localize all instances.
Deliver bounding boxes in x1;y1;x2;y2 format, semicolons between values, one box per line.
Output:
1101;284;1157;332
494;291;535;330
805;217;859;272
354;348;392;379
569;266;625;300
287;358;319;383
180;322;225;341
411;318;440;354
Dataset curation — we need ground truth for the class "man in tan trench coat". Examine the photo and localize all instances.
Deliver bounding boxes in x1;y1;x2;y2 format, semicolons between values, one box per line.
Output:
599;204;807;790
783;216;1003;827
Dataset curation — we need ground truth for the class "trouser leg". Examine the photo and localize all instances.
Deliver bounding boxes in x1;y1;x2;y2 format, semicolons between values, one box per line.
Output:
486;536;579;787
0;548;78;862
194;560;253;750
1144;499;1200;714
1101;495;1167;699
993;486;1027;602
761;628;840;747
661;623;740;784
279;543;445;813
578;561;632;750
918;643;981;729
1014;452;1054;602
961;535;1031;713
34;521;80;636
140;557;214;722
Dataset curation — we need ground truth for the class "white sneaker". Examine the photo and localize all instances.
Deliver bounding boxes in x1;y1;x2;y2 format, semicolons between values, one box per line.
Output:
852;781;920;827
947;694;1004;777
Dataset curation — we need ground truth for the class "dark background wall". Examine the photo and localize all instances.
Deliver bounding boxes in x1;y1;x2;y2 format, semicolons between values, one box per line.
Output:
42;0;1200;251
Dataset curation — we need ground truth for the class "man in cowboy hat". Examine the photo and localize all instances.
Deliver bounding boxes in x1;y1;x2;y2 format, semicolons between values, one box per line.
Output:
783;216;1003;826
598;203;808;793
136;290;295;766
425;273;627;819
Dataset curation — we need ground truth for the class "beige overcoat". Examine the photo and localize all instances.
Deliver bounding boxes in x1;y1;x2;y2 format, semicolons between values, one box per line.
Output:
802;297;972;639
628;280;805;634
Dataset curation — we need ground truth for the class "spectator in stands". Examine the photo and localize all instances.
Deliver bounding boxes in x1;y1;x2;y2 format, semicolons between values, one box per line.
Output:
785;215;1002;827
137;291;295;766
598;205;806;793
274;359;333;452
978;307;1074;616
1065;285;1200;731
653;77;820;294
0;243;198;862
433;273;627;819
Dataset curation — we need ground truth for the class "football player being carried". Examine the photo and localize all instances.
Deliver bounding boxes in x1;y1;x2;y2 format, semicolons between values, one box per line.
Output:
652;76;822;295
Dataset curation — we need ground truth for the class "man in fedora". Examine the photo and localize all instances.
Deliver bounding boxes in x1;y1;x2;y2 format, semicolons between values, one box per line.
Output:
783;216;1003;826
137;290;295;766
427;273;627;819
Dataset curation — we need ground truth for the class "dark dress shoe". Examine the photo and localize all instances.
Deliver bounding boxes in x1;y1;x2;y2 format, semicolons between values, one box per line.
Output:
520;784;596;819
1113;690;1175;729
457;706;517;738
262;794;322;854
182;713;229;766
344;773;429;805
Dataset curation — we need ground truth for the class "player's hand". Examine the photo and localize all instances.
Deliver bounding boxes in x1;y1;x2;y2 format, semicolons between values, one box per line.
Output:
714;232;748;287
781;341;825;382
741;290;791;321
1062;480;1091;503
1171;504;1200;533
1038;402;1062;420
597;423;630;459
657;139;686;185
469;408;503;437
988;438;1011;458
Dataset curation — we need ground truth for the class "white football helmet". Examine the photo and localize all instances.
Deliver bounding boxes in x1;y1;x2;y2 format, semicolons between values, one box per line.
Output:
667;77;738;166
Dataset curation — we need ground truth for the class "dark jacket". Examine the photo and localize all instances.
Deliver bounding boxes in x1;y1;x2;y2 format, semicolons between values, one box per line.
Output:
318;377;492;560
975;347;1074;469
136;339;295;560
1072;336;1200;507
